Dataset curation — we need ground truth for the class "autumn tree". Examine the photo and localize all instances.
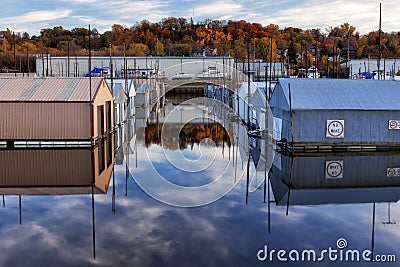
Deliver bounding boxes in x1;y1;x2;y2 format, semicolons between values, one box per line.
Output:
1;17;400;73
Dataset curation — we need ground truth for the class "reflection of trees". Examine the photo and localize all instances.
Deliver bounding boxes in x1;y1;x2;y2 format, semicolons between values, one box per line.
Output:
145;123;231;150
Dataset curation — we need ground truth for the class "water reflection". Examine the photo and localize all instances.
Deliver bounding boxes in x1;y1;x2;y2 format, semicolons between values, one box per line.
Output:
0;99;400;266
253;152;400;265
269;153;400;206
0;137;115;260
129;98;251;205
145;122;231;151
0;138;114;195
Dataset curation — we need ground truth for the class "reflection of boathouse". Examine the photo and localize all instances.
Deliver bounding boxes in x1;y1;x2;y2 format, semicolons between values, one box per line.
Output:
270;79;400;150
0;77;113;144
270;153;400;206
0;138;115;260
0;139;114;194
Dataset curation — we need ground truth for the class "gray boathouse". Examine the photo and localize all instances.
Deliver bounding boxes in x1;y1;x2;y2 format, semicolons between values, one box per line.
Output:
270;79;400;151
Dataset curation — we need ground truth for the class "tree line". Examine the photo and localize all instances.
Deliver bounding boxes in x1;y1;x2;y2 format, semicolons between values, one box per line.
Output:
1;17;399;76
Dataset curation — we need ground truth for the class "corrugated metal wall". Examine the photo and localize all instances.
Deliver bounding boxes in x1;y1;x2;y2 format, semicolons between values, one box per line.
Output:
269;153;400;205
0;78;113;141
293;110;400;144
0;149;92;187
36;57;236;79
283;154;400;188
0;102;91;140
270;80;400;145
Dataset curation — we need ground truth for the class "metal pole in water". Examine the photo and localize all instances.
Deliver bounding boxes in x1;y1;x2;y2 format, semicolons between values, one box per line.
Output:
19;195;22;225
371;202;376;262
92;186;96;259
247;41;251;128
269;35;273;99
112;168;116;214
246;143;250;205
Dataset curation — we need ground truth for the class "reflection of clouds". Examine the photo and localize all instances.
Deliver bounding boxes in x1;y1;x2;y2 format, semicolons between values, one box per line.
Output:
131;101;247;206
131;141;245;206
376;202;400;241
265;202;400;258
0;195;96;266
151;143;231;186
134;96;272;207
0;162;399;266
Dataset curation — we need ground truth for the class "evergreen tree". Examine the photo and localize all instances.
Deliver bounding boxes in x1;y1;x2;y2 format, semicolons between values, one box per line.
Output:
288;40;297;65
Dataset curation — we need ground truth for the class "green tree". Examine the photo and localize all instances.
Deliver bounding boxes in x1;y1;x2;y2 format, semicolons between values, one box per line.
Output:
288;41;297;65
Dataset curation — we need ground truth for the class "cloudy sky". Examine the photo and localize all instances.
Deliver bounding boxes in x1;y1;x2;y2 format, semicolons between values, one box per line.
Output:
0;0;398;36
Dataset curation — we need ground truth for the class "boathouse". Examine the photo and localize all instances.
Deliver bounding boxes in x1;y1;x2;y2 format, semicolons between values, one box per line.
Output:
270;79;400;150
107;79;129;126
135;83;153;120
0;77;113;143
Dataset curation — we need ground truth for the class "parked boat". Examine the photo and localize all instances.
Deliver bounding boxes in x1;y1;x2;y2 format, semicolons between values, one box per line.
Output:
197;66;226;79
171;72;194;80
297;67;320;78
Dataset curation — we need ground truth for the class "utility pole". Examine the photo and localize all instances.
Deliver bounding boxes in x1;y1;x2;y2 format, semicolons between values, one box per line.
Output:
314;31;318;78
347;29;350;78
26;46;29;76
378;2;382;80
246;40;251;127
269;35;273;99
67;41;70;77
13;32;16;75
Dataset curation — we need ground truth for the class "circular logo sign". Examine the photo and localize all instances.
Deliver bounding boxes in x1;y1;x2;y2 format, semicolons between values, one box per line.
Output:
389;120;398;130
326;161;343;178
327;120;344;138
387;168;396;177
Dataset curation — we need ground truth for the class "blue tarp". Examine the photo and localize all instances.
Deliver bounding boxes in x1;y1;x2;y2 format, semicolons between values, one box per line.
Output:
360;72;376;79
85;67;105;77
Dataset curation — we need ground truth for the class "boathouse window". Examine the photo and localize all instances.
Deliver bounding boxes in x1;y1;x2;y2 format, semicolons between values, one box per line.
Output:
97;105;105;137
106;135;112;167
106;101;113;167
106;101;112;133
98;138;105;175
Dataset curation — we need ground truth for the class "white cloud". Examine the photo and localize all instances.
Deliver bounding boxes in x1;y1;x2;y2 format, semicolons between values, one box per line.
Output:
194;0;243;18
268;0;400;34
0;10;71;24
1;0;400;35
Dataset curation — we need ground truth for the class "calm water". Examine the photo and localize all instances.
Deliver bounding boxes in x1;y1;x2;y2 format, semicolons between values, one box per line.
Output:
0;100;399;267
